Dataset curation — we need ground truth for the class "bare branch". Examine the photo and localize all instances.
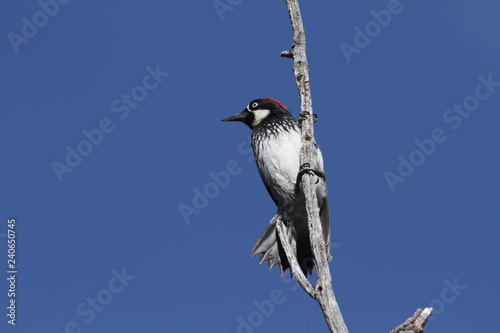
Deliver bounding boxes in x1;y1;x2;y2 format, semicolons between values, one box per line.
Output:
281;2;432;333
390;308;433;333
276;220;317;297
281;1;348;332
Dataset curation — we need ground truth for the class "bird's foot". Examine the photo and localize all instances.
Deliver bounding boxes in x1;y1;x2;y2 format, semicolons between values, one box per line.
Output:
298;113;318;129
296;163;325;190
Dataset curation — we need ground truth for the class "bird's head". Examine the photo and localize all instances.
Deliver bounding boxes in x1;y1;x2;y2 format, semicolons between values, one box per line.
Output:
221;98;290;129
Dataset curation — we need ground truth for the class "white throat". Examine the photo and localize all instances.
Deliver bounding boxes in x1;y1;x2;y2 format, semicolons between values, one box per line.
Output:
251;109;270;127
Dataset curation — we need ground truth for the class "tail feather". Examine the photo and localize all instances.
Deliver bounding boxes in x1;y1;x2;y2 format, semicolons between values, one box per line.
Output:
321;196;333;261
252;215;316;277
252;197;332;276
251;217;291;276
259;245;273;264
251;222;276;257
251;189;332;277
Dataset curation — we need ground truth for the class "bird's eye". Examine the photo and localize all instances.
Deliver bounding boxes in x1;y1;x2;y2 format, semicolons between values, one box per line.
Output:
251;102;258;108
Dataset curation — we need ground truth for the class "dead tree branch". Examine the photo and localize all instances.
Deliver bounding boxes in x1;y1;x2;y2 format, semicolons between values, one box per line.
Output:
279;1;433;332
276;220;316;296
280;1;348;332
390;308;433;333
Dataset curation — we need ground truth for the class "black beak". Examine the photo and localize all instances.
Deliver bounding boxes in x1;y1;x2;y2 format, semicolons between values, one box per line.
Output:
221;109;249;122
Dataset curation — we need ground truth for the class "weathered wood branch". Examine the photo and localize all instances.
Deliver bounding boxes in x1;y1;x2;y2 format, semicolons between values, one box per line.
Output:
390;308;433;333
280;1;348;333
279;1;433;333
276;220;316;296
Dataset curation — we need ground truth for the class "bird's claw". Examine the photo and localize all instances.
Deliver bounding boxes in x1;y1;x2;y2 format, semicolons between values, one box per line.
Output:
298;112;318;129
296;163;325;190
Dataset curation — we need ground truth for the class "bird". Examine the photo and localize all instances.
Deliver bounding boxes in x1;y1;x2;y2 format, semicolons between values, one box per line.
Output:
221;98;331;277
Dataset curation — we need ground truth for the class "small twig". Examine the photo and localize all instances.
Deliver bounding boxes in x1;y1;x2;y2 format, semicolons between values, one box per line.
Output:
276;220;316;297
281;50;293;58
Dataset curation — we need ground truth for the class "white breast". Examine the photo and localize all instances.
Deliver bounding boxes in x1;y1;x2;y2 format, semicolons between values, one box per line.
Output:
252;128;301;207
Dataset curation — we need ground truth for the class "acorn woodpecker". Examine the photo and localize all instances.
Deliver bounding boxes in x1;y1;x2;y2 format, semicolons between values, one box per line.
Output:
222;98;331;276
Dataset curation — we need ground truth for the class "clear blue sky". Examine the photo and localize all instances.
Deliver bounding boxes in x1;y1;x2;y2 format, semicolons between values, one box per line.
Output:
1;1;499;332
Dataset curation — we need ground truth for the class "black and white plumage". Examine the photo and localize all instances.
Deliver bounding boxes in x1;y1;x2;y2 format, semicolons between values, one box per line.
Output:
222;98;331;277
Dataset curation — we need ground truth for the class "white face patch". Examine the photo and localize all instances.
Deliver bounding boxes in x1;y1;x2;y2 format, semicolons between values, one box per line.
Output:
251;109;270;127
